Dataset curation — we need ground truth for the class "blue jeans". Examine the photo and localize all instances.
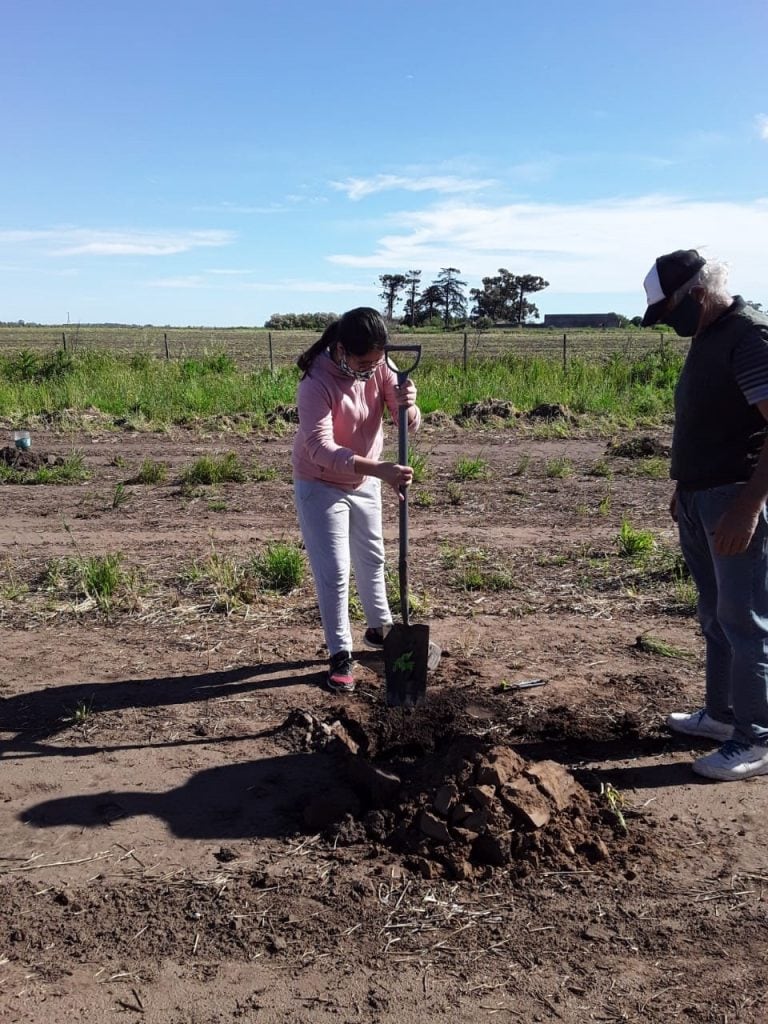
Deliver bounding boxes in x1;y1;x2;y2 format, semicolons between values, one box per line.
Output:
677;484;768;746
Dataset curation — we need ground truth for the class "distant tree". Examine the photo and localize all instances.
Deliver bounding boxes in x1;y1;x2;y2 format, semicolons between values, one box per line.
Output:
402;269;422;327
513;274;549;324
469;268;520;322
434;267;467;328
415;284;444;325
378;274;407;320
264;312;337;330
629;316;643;327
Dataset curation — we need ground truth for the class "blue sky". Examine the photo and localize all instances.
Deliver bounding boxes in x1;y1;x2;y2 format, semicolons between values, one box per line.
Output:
2;0;767;326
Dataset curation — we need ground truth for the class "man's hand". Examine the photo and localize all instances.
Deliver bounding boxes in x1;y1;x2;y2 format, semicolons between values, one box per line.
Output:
669;489;678;523
713;498;761;555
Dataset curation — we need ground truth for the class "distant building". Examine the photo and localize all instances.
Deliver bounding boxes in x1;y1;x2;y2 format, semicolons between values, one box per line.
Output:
543;313;623;329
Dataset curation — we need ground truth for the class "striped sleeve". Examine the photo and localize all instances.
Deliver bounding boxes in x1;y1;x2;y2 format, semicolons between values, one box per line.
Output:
732;326;768;405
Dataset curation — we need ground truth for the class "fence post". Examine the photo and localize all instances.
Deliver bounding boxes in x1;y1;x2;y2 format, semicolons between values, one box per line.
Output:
268;331;274;375
62;332;67;352
562;333;567;371
463;331;468;372
164;332;170;360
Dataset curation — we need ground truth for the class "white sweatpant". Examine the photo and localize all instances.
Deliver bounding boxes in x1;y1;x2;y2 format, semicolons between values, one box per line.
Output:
294;476;393;656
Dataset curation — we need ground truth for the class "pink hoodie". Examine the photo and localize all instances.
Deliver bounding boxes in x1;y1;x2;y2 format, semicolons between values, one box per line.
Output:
292;350;421;489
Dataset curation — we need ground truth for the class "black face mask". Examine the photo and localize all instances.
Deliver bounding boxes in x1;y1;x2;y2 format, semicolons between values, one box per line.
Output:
663;293;701;338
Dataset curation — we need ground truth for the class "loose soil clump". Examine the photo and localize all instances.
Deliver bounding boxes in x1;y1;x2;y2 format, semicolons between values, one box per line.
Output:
0;446;63;471
608;434;670;458
280;705;651;882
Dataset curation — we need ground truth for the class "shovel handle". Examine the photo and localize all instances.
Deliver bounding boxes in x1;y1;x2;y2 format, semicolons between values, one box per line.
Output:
383;345;422;629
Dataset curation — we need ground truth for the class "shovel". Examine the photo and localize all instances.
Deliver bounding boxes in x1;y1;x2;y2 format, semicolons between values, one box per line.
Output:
382;345;435;708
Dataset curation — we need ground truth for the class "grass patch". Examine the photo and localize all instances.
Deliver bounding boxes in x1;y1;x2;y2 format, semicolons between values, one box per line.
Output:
45;552;134;612
180;452;247;485
249;541;306;593
453;456;490;481
617;520;656;560
440;544;515;592
634;634;693;659
0;452;89;485
545;456;574;479
134;459;168;484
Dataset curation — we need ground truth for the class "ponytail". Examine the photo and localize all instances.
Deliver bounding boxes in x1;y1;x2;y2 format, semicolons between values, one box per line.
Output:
297;321;338;378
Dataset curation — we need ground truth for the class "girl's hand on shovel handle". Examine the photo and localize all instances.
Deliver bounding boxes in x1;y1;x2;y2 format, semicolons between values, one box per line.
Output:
396;379;417;408
380;461;413;499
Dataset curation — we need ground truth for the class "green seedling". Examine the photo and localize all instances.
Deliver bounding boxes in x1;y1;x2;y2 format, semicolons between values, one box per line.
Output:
600;782;628;833
112;482;129;509
617;519;656;560
135;459;168;484
453;456;490;481
545;456;574;479
393;651;415;674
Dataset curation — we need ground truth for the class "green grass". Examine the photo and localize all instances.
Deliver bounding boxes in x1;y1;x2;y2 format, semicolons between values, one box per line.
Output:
439;545;515;592
408;450;430;483
45;552;132;612
180;452;247;485
452;456;490;481
617;519;657;560
134;459;168;484
0;345;684;428
0;452;89;485
545;456;574;479
249;541;306;593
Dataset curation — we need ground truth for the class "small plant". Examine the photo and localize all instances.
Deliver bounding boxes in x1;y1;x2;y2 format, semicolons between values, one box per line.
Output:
208;499;228;512
413;490;434;508
598;489;612;516
629;457;668;479
250;540;306;593
453;456;490;481
180;452;246;485
251;464;278;482
511;454;530;477
617;519;656;560
393;651;415;674
110;454;127;468
135;459;168;484
63;698;94;728
599;782;627;833
112;482;129;509
545;456;574;479
408;451;430;483
589;458;613;479
446;482;463;505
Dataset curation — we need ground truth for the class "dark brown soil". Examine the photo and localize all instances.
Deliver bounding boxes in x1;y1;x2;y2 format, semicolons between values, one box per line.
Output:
1;421;766;1023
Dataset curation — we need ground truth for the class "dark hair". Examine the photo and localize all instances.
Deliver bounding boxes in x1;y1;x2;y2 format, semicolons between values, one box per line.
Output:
296;307;388;377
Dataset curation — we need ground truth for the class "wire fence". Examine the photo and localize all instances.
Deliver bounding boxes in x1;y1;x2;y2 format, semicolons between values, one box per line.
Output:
0;325;688;371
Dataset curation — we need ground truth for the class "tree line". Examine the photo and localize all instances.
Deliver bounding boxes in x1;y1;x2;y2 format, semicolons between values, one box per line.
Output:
378;267;549;328
263;267;549;331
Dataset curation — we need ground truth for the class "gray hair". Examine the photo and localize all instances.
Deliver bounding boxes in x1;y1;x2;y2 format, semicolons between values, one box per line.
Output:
672;255;731;317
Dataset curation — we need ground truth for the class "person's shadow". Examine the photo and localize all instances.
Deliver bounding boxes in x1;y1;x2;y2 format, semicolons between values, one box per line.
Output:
21;750;347;841
0;657;327;760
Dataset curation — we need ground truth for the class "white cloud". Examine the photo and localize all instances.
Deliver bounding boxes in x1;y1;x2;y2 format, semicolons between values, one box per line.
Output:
756;114;768;141
328;194;768;297
149;274;362;294
0;228;234;257
331;174;497;201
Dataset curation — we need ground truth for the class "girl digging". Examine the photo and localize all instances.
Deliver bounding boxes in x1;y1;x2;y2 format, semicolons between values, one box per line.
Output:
292;307;420;693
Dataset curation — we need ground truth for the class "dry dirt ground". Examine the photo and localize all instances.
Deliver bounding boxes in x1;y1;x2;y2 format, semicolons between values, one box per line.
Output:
1;414;768;1023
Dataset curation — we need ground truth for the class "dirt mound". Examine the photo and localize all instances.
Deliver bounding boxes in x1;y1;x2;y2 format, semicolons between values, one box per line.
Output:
280;709;643;881
526;402;572;421
0;446;63;471
608;435;670;459
266;404;299;425
455;399;517;423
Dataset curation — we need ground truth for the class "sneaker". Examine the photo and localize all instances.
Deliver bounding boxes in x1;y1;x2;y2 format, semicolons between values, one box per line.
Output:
363;625;390;650
692;739;768;781
666;708;732;742
327;651;355;694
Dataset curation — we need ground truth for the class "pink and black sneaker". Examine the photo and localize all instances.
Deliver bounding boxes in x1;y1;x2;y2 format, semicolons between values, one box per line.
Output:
327;651;355;694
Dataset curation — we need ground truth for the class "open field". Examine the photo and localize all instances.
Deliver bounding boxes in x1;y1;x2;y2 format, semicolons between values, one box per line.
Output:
0;325;688;370
1;407;767;1023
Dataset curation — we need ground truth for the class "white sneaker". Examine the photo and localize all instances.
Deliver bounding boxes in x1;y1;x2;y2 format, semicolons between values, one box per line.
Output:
693;740;768;781
666;708;732;742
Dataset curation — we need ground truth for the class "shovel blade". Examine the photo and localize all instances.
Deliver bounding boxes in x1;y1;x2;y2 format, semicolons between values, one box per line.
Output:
384;623;430;708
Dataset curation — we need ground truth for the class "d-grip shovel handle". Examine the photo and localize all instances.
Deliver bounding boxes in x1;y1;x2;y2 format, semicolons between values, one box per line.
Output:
383;345;422;629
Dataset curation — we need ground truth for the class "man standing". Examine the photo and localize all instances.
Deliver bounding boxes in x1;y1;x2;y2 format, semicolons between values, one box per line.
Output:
641;249;768;780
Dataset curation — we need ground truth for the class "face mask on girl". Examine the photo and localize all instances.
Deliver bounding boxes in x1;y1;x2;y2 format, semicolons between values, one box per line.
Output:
336;348;382;381
663;293;702;338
